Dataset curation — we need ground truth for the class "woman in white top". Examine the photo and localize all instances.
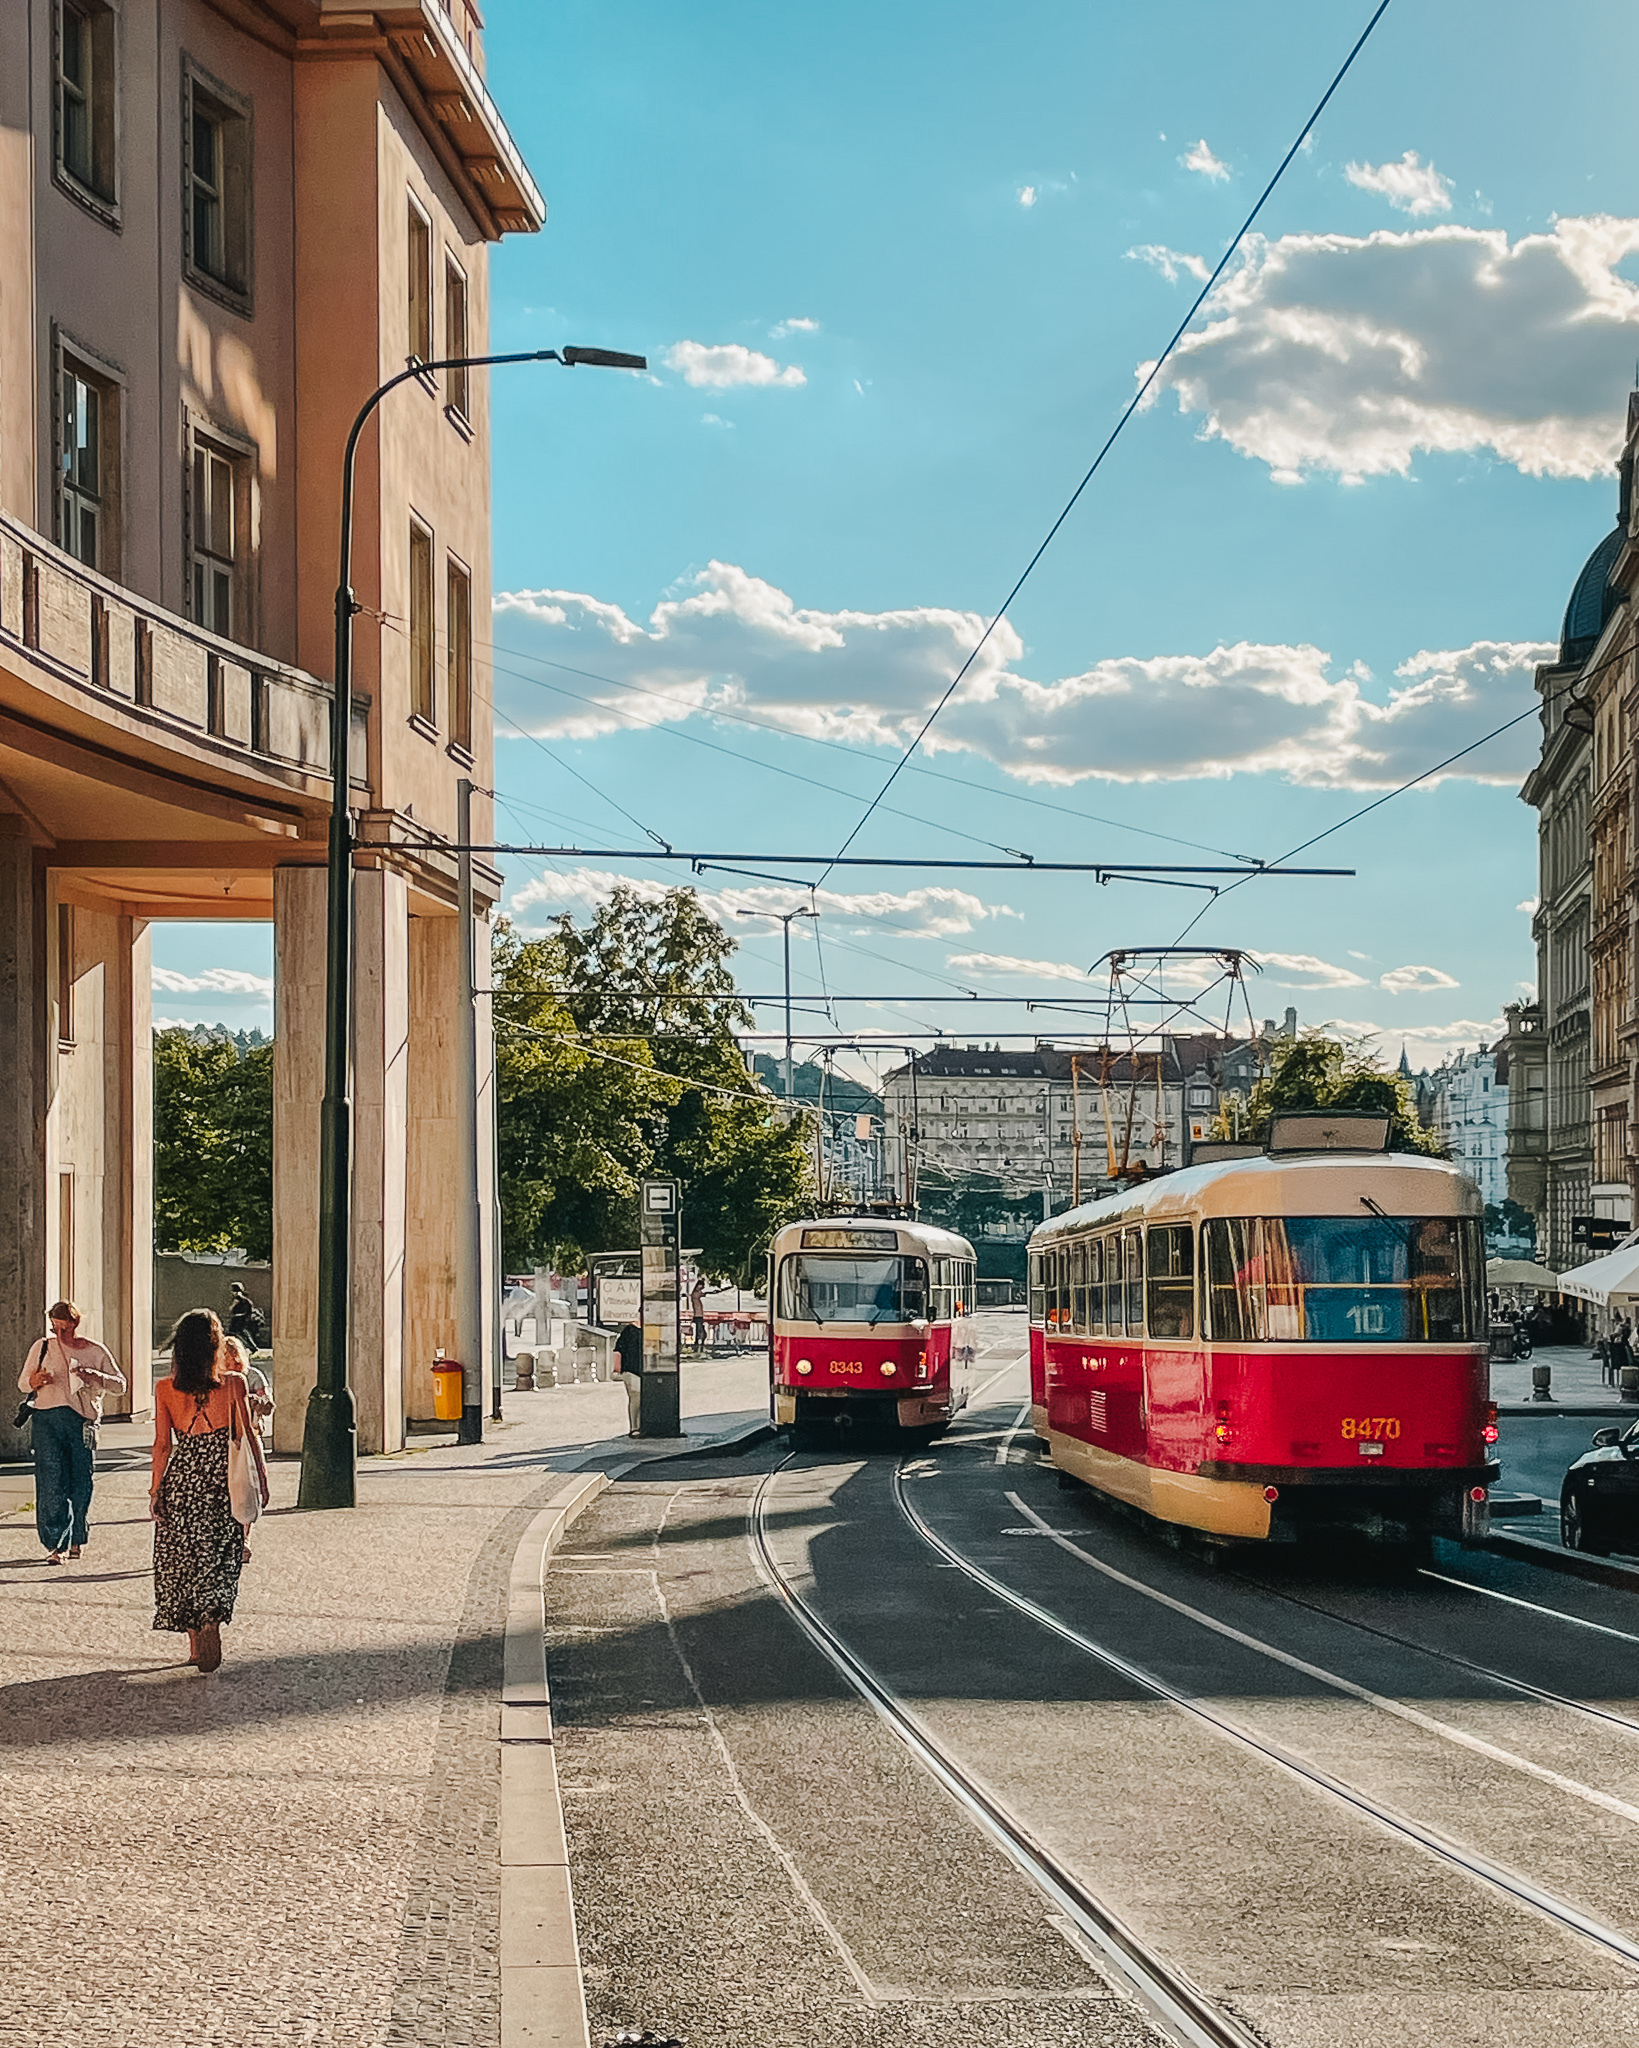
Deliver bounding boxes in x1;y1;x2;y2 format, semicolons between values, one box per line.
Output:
17;1299;126;1563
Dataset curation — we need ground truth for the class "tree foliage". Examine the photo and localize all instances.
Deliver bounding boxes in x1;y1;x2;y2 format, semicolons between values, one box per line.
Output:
153;1030;274;1258
494;887;813;1279
917;1168;1043;1244
1212;1032;1442;1156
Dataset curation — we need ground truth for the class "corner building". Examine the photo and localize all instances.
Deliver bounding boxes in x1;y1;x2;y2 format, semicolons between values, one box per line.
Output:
0;1;541;1455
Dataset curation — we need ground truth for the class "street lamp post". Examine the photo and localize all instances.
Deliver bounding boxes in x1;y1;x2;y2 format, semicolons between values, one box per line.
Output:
734;905;818;1099
298;343;646;1511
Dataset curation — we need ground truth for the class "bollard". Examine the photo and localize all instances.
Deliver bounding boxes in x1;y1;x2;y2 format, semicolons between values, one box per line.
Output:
1530;1361;1553;1402
514;1349;535;1392
1624;1361;1639;1403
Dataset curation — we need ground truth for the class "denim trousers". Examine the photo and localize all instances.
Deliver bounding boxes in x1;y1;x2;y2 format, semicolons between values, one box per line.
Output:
32;1403;93;1552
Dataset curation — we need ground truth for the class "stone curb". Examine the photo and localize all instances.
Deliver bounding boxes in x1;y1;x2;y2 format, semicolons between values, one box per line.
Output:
604;1417;775;1480
1485;1524;1639;1594
500;1470;609;2048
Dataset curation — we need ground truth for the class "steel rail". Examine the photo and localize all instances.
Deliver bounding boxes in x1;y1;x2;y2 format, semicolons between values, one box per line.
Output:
891;1466;1639;1975
748;1457;1260;2048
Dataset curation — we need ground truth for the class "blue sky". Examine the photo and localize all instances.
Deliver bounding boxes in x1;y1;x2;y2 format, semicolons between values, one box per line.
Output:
156;0;1639;1086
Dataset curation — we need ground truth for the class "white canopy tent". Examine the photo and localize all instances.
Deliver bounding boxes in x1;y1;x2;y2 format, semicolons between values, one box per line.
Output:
1558;1244;1639;1305
1485;1258;1560;1289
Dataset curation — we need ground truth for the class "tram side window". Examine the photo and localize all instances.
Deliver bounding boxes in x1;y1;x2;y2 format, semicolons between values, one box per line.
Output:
1205;1218;1260;1341
1101;1234;1121;1331
929;1257;952;1323
1124;1230;1144;1332
1088;1236;1104;1335
1029;1251;1045;1325
1070;1241;1089;1333
1050;1247;1068;1330
1146;1224;1195;1340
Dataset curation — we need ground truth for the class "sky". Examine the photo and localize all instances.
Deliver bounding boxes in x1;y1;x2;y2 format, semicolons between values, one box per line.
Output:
155;0;1639;1089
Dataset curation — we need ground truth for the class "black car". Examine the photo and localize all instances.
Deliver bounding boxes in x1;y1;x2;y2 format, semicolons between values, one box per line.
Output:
1560;1422;1639;1555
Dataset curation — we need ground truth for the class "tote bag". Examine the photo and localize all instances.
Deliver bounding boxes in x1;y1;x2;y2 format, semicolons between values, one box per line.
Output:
227;1397;263;1527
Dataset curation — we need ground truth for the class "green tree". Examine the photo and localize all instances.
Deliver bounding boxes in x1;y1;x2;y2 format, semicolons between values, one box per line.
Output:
153;1030;274;1258
494;887;813;1279
917;1167;1043;1243
1213;1032;1442;1156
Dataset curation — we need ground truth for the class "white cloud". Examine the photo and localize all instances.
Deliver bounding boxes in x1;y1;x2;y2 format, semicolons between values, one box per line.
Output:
663;341;806;390
1181;138;1229;181
769;317;818;339
701;413;734;429
151;967;273;997
505;869;1010;942
1517;897;1539;915
1323;1015;1506;1069
494;568;1550;791
1380;963;1460;994
945;952;1088;983
1256;952;1369;990
1344;150;1454;217
1018;185;1038;208
1130;244;1211;285
1139;214;1639;481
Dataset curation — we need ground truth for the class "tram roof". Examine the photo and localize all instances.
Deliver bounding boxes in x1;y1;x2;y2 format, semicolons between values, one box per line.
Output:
770;1215;977;1259
1030;1150;1480;1245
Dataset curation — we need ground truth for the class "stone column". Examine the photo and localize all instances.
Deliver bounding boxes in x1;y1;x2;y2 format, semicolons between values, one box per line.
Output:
351;865;409;1454
272;864;325;1456
0;819;45;1460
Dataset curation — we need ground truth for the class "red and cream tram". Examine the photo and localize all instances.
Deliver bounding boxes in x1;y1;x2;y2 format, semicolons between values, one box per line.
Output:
769;1217;977;1437
1028;1124;1497;1545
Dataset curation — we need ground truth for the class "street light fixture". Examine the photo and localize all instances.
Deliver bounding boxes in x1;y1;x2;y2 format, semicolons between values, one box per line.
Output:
299;343;647;1512
734;904;818;1101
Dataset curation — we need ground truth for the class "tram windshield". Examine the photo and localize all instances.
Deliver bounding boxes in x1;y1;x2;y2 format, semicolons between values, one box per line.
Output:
778;1254;927;1325
1204;1216;1484;1343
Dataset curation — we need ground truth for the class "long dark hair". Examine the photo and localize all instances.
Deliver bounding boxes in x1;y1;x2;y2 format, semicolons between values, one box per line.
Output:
170;1309;224;1395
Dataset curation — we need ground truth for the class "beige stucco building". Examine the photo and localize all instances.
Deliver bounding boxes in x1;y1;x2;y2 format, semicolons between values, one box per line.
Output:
0;0;542;1455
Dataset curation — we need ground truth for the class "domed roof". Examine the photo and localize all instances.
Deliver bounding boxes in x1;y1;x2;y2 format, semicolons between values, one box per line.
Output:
1561;523;1625;665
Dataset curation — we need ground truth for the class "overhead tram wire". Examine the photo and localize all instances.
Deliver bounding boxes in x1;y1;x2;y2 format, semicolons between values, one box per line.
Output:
476;631;1266;867
816;0;1396;887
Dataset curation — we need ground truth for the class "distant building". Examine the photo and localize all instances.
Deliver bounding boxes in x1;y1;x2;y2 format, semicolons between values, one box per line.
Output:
1426;1045;1507;1210
1501;1000;1547;1223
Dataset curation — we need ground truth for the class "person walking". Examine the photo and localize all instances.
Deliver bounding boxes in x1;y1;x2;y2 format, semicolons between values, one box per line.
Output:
151;1308;268;1672
690;1277;708;1357
613;1320;643;1436
16;1301;126;1563
226;1281;263;1350
221;1334;273;1560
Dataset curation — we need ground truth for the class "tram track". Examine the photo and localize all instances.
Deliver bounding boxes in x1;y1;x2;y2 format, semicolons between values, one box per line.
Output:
887;1455;1639;1983
749;1454;1265;2048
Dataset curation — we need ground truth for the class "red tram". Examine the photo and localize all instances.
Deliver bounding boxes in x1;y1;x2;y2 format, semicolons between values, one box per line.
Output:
769;1217;977;1437
1028;1128;1497;1545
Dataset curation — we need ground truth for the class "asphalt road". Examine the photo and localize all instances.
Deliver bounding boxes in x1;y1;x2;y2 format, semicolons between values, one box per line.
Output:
546;1310;1639;2047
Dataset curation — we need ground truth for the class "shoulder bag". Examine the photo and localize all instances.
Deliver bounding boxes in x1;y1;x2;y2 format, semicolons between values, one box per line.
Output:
227;1390;264;1528
13;1339;46;1433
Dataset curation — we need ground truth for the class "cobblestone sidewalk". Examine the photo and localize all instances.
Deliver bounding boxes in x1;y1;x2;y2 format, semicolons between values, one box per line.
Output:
0;1359;769;2048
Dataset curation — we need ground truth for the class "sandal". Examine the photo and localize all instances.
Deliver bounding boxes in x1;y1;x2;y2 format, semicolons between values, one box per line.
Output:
67;1546;81;1560
198;1623;223;1673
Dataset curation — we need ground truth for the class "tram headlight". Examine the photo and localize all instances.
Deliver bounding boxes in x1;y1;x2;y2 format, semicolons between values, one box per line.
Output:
795;1358;813;1376
881;1361;897;1377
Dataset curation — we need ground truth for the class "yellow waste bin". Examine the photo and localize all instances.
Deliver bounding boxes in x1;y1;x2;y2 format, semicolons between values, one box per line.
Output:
432;1356;464;1422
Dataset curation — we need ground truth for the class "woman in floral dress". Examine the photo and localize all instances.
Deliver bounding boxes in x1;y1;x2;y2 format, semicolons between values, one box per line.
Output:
150;1309;269;1672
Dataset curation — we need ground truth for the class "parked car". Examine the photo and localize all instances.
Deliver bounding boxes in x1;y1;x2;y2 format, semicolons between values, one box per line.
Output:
1560;1423;1639;1555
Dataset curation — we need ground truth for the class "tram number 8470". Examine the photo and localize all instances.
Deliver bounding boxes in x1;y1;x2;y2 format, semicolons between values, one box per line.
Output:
1341;1417;1402;1441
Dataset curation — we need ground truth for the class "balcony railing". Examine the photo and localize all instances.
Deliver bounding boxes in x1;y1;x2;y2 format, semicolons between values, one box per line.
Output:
0;512;333;788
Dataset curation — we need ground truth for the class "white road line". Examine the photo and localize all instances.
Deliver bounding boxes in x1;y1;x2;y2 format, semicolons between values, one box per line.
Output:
1421;1567;1639;1647
996;1402;1034;1467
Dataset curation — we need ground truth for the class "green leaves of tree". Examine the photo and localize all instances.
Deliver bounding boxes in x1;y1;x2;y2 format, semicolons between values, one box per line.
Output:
153;1031;273;1259
1214;1031;1442;1156
494;886;813;1280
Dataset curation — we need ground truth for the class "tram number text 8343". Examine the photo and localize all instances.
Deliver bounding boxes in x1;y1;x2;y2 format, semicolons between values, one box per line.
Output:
1341;1416;1402;1441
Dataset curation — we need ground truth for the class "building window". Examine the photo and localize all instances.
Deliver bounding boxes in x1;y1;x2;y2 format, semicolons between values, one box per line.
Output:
189;437;237;636
55;0;117;209
183;64;251;307
407;199;432;366
57;904;75;1044
59;360;108;570
445;257;469;418
58;1173;75;1303
447;556;472;750
409;520;435;725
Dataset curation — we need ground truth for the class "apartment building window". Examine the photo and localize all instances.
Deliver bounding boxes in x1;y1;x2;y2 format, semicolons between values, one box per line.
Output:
189;436;238;636
183;63;252;308
447;556;472;751
408;199;432;366
59;1174;75;1304
409;520;436;726
59;361;107;569
55;0;118;212
445;256;470;419
57;904;75;1045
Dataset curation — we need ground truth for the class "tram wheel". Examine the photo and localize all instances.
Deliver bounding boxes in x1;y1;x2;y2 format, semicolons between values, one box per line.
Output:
1562;1488;1611;1556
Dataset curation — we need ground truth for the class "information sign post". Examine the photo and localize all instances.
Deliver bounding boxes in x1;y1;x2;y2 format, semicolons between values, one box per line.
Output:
639;1179;682;1437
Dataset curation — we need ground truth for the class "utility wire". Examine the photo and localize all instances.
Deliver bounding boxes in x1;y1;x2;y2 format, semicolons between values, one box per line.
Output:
817;0;1395;883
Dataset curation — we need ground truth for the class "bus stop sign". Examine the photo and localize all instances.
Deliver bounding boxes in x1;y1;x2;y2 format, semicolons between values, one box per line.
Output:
639;1179;682;1437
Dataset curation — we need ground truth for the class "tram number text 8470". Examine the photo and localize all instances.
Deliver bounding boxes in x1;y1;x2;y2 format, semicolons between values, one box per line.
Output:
1340;1416;1402;1441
